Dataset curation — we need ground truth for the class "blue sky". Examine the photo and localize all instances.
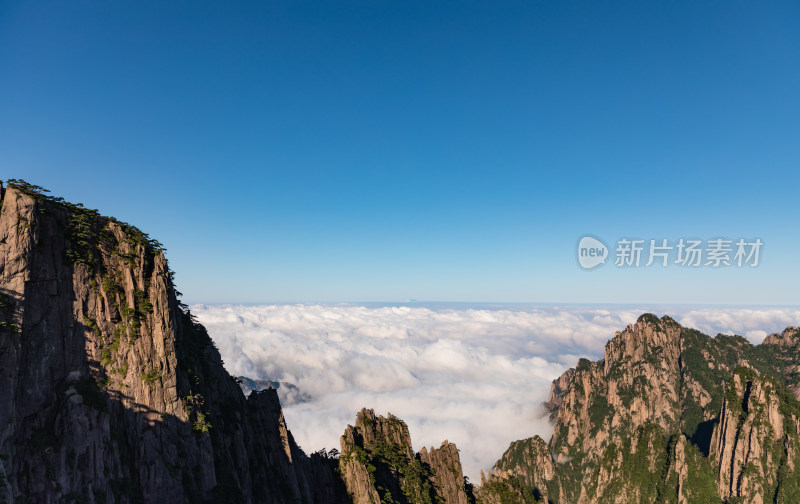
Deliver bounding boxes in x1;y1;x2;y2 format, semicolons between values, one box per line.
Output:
2;1;798;304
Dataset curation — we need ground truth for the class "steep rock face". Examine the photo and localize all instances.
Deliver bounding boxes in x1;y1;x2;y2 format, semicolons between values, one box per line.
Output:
549;315;682;465
710;369;800;503
539;316;688;503
0;182;343;504
418;442;468;504
339;408;468;504
484;314;800;504
762;327;800;398
545;370;573;420
490;436;553;501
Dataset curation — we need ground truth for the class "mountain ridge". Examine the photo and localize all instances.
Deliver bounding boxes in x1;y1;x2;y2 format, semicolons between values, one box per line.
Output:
2;179;798;503
0;180;345;503
484;314;800;503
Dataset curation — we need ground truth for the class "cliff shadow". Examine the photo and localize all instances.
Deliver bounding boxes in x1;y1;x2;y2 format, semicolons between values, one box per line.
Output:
691;418;718;457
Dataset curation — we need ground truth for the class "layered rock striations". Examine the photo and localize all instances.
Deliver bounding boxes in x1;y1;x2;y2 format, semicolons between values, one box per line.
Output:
710;368;800;503
0;181;345;504
484;315;800;503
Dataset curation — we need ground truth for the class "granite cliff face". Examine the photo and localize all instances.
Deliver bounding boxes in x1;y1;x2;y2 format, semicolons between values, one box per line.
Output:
710;366;800;503
3;180;799;504
484;315;800;504
0;181;344;504
338;409;469;504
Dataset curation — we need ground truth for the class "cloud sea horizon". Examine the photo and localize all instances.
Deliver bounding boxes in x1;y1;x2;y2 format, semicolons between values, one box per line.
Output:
192;303;800;480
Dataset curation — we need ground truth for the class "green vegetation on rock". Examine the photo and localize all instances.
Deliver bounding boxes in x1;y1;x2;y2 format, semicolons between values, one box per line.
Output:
484;315;800;504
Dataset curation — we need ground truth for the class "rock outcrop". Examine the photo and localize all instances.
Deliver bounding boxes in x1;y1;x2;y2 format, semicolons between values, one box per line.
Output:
763;326;800;398
710;368;800;503
490;436;553;502
0;181;345;503
339;408;469;504
5;179;800;504
483;315;800;503
418;442;469;504
237;376;312;406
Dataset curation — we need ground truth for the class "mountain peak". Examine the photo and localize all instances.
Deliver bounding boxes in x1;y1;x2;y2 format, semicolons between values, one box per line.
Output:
604;312;683;371
0;180;343;503
493;314;800;503
339;409;468;504
763;325;800;347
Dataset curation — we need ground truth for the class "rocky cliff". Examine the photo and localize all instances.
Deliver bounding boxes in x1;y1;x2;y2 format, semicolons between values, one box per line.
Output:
484;315;800;504
710;367;800;503
0;180;345;504
4;180;799;504
338;408;469;504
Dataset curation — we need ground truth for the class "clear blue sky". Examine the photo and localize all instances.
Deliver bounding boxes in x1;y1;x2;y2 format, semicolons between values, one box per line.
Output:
2;1;798;304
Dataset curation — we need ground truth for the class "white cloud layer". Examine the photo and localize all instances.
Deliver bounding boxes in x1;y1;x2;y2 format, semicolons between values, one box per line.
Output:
191;303;800;480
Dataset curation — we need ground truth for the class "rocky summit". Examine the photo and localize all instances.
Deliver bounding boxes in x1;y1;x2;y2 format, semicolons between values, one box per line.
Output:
338;408;468;504
483;315;800;504
0;181;344;504
1;179;799;503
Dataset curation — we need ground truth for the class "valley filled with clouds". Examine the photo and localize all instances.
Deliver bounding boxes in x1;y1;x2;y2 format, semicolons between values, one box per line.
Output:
192;304;800;480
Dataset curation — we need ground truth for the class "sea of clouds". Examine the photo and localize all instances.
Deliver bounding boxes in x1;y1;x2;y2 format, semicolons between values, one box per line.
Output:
191;303;800;480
